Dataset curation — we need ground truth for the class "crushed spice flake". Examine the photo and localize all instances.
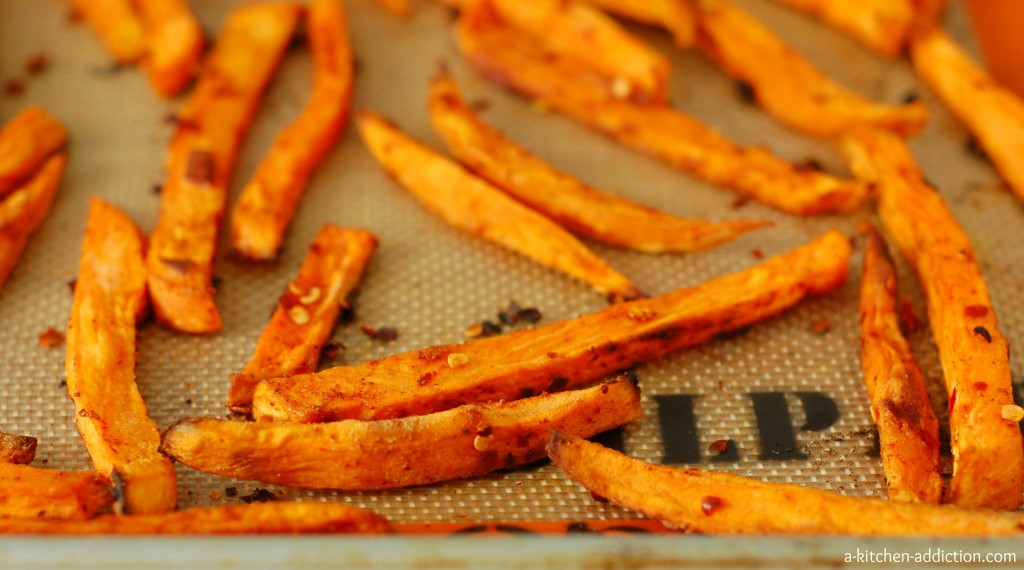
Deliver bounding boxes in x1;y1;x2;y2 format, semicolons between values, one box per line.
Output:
901;91;919;105
225;486;238;498
965;136;989;161
964;304;989;319
361;325;398;341
24;53;49;75
811;319;833;334
730;196;750;209
321;341;343;361
67;279;77;294
4;79;25;97
469;98;491;112
209;492;222;500
708;439;729;454
38;327;64;348
499;301;523;325
973;326;992;343
481;320;502;336
239;488;276;504
590;491;609;503
734;80;755;103
700;496;724;516
750;249;764;260
520;307;542;324
795;158;824;173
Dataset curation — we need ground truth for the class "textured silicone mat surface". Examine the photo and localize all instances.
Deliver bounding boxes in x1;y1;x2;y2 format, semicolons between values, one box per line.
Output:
1;0;1021;525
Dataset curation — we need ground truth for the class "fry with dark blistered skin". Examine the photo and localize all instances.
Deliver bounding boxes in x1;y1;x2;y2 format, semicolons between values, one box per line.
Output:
0;155;66;294
0;107;67;198
231;0;354;260
227;225;377;415
578;0;696;47
253;230;851;423
840;127;1023;510
69;0;146;63
169;378;639;490
135;0;205;97
146;3;301;333
0;502;392;534
357;110;642;302
548;432;1024;536
428;71;769;253
858;223;941;504
910;27;1024;204
456;2;870;215
0;432;36;465
766;0;914;57
694;0;927;138
67;198;177;515
0;463;112;520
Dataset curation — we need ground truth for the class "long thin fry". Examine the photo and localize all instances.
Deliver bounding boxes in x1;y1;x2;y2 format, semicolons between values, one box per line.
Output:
578;0;696;47
840;127;1024;510
0;154;66;294
227;225;377;415
0;107;67;198
428;71;769;253
766;0;914;57
135;0;205;97
0;502;392;535
253;230;851;423
69;0;146;63
67;198;177;515
456;2;870;215
0;432;36;465
694;0;927;138
548;432;1024;536
356;110;642;302
231;0;354;260
0;463;112;521
170;378;639;490
146;2;301;333
858;223;941;504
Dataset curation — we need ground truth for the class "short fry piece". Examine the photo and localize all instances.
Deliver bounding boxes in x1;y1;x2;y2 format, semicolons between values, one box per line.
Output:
136;0;205;97
910;27;1024;203
356;110;642;302
231;0;354;260
840;127;1023;510
766;0;914;57
0;432;37;465
457;3;870;215
428;71;769;253
69;0;146;63
0;107;68;198
253;230;851;422
67;198;177;515
168;378;640;490
579;0;696;47
0;155;66;294
146;2;301;333
0;463;112;521
227;225;377;415
548;432;1024;536
695;0;927;138
0;502;392;535
858;224;941;504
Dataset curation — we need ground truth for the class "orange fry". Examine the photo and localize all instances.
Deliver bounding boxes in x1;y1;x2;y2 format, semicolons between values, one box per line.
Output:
356;110;642;302
69;0;146;63
766;0;914;57
231;0;354;260
67;199;177;515
859;223;941;504
0;463;112;521
146;3;301;333
694;0;927;138
0;107;68;198
252;230;851;423
0;432;37;465
0;155;66;294
578;0;697;47
136;0;205;97
227;225;377;415
840;127;1023;510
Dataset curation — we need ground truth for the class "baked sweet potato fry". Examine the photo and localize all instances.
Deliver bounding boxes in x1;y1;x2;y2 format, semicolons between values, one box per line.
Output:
840;127;1024;510
146;2;301;333
457;3;870;215
231;0;354;260
859;223;941;504
0;107;67;198
0;463;112;521
0;154;66;294
766;0;914;57
168;377;639;490
0;502;392;535
428;71;769;253
69;0;146;63
910;27;1024;203
694;0;927;138
136;0;205;97
227;225;377;415
357;110;642;302
548;432;1024;536
67;198;177;515
0;432;37;465
579;0;696;47
253;230;851;423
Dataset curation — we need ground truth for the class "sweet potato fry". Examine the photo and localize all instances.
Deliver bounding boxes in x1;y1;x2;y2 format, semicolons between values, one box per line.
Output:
0;463;112;521
0;432;37;465
457;3;870;215
69;0;146;63
858;223;941;504
578;0;697;47
0;106;68;198
146;3;301;333
0;154;66;294
0;502;392;535
253;230;851;423
694;0;927;138
374;0;412;17
766;0;914;57
428;71;769;253
135;0;205;97
67;198;177;515
231;0;354;260
548;432;1024;536
840;127;1024;510
227;225;377;415
910;27;1024;203
356;110;642;302
168;377;639;490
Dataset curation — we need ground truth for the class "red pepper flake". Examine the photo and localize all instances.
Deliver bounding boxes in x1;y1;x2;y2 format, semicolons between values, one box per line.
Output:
899;301;920;334
973;381;988;391
209;492;222;500
701;496;724;516
362;325;398;341
734;80;755;103
708;439;729;454
38;328;65;348
750;249;764;260
973;326;992;343
67;279;77;294
24;53;49;76
4;79;25;97
811;319;832;334
360;325;376;337
964;305;989;319
948;387;957;418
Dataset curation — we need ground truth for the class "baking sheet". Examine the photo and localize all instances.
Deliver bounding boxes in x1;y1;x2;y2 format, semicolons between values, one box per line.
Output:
0;0;1022;529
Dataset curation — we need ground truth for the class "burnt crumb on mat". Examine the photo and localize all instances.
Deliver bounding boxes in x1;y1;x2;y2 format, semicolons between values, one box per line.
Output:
4;79;25;98
361;325;398;341
239;488;277;504
734;80;755;103
24;53;49;76
224;486;238;498
38;328;65;348
811;319;832;335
